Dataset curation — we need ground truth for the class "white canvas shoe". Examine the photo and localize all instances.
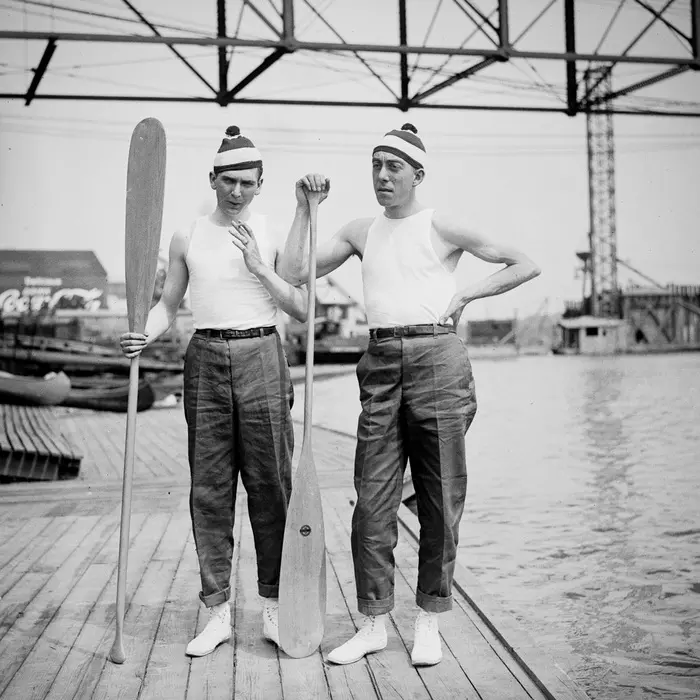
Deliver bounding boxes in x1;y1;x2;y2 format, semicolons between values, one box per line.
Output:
186;602;231;657
327;614;388;665
263;598;280;646
411;609;442;666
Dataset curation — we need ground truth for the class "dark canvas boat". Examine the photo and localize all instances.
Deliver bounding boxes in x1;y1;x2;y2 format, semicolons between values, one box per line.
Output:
61;377;155;413
0;346;182;374
0;370;71;406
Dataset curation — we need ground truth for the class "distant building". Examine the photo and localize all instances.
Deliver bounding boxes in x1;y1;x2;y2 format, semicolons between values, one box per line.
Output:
314;276;367;338
287;276;367;340
465;319;515;346
107;267;187;315
555;316;627;355
285;276;368;364
558;284;700;354
0;250;108;317
107;281;127;313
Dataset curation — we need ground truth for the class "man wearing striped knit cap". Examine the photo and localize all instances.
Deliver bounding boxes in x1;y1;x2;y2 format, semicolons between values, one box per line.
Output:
120;126;308;658
280;123;541;666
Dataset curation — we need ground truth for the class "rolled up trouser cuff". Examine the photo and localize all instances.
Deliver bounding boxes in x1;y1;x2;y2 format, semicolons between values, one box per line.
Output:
416;588;452;613
258;582;279;598
200;585;231;607
358;593;394;616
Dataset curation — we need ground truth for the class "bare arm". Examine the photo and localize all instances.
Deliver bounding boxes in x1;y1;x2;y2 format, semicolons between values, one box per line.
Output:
433;213;541;325
277;174;358;285
256;259;309;323
119;230;189;357
230;221;309;322
279;214;360;285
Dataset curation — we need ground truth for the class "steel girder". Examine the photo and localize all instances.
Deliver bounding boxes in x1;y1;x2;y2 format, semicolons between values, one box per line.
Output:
0;0;698;115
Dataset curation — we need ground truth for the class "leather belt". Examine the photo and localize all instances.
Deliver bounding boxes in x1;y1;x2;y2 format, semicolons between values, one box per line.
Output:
369;324;456;340
195;326;276;340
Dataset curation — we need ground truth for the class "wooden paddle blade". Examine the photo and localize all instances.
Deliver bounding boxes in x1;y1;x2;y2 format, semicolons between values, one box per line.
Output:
110;119;165;665
125;118;166;334
279;447;327;658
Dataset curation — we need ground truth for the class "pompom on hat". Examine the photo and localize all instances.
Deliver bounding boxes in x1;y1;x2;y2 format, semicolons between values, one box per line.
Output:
372;123;427;171
213;125;263;174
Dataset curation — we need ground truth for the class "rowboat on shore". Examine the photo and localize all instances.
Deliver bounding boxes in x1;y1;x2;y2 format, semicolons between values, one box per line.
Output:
0;370;71;406
61;377;155;413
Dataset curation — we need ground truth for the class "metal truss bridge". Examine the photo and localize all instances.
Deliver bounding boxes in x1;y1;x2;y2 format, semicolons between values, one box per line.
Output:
0;0;699;117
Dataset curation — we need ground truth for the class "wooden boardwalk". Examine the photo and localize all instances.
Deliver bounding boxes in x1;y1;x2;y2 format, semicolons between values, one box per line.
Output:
0;398;589;700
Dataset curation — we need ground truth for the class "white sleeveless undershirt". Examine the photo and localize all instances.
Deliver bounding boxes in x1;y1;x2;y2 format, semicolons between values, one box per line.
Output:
361;208;456;327
185;213;278;330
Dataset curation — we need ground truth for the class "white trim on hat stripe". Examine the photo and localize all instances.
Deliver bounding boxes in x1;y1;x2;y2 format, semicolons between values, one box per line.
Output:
214;146;262;168
375;134;426;168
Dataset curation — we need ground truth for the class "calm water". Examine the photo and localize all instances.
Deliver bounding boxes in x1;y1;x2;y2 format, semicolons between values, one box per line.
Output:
292;352;700;699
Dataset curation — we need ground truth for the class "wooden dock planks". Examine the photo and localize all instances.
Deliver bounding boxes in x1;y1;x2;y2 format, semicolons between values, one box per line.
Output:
229;503;283;700
88;513;192;700
0;404;82;481
0;403;589;700
137;536;200;700
0;513;118;697
326;489;531;700
320;501;380;700
40;512;162;700
57;406;189;484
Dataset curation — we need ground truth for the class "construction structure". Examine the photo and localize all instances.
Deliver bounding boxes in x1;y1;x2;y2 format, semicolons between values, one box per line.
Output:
554;18;700;354
2;1;700;357
585;66;619;320
622;285;700;348
561;97;700;355
1;1;699;114
557;284;700;354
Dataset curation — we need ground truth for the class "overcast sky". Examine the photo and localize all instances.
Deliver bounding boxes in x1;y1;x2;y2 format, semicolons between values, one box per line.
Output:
1;0;699;320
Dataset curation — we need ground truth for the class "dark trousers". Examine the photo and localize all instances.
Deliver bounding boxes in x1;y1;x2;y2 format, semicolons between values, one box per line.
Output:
352;332;477;615
183;331;294;607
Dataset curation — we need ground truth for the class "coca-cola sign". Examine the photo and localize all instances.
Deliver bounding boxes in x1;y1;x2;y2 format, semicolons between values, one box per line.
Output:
0;276;104;315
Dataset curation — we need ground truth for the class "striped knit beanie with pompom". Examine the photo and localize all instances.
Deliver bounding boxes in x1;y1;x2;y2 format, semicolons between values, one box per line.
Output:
372;123;426;171
213;125;263;174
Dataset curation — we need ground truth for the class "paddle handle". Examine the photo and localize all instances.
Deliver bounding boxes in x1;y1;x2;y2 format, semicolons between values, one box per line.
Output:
303;195;320;444
109;356;140;664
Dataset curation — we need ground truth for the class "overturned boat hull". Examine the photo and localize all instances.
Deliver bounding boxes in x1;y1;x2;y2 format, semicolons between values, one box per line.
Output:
62;378;155;412
0;370;71;406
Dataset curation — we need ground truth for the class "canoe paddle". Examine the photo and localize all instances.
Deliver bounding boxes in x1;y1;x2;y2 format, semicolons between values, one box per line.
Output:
278;190;327;658
109;118;166;664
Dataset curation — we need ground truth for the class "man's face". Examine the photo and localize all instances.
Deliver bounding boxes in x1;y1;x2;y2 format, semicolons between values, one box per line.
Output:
372;151;422;207
210;167;262;219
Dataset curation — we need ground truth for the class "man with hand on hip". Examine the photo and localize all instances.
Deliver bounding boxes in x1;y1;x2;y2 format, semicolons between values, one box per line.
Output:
120;125;307;658
280;123;540;666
